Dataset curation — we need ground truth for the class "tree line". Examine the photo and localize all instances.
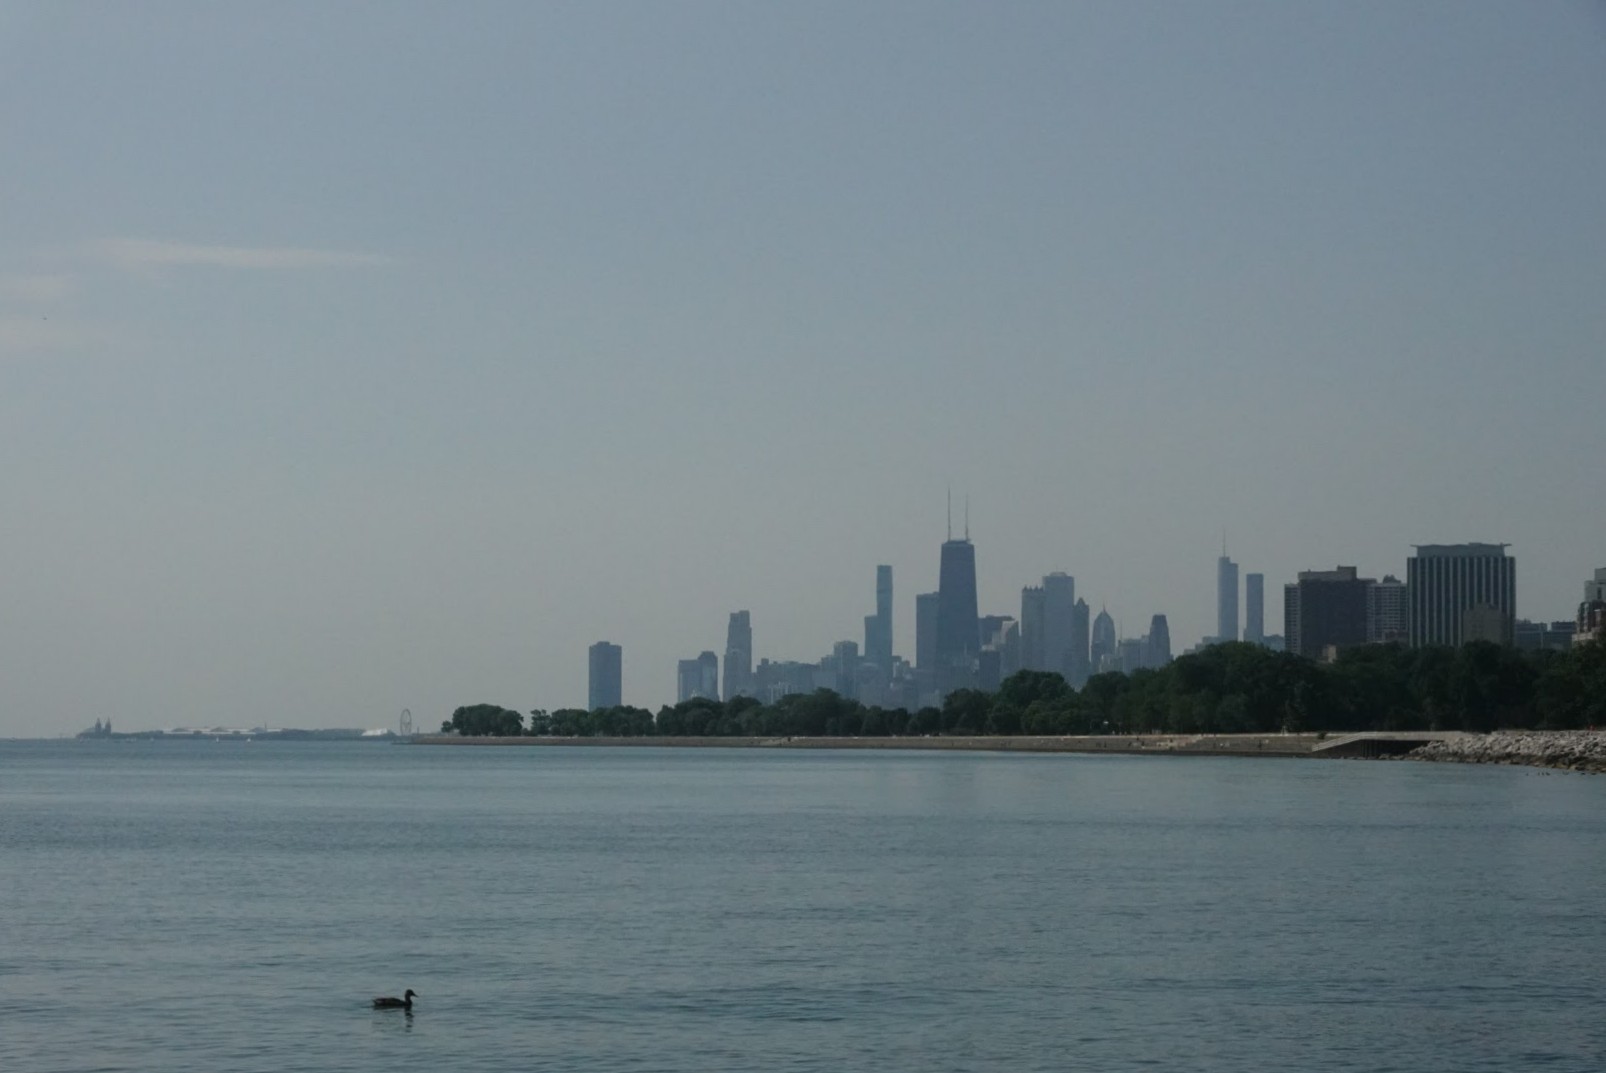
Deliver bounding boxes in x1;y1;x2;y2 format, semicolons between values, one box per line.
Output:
440;638;1606;739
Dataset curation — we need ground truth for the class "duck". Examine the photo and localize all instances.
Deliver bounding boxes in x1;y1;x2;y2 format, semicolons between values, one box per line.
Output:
372;989;418;1010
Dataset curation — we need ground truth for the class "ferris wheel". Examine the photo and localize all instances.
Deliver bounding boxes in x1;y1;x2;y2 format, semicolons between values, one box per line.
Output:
399;708;413;736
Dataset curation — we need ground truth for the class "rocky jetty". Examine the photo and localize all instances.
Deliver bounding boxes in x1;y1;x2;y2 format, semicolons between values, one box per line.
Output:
1410;731;1606;774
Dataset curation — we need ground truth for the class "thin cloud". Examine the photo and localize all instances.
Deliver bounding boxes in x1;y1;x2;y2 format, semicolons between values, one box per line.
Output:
0;315;104;354
0;273;75;303
93;238;395;271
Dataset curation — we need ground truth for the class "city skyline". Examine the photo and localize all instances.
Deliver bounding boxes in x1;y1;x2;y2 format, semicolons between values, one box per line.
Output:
3;5;1602;734
579;527;1580;713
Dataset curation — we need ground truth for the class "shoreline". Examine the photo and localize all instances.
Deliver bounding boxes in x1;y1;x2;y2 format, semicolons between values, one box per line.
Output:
408;730;1606;772
408;732;1326;758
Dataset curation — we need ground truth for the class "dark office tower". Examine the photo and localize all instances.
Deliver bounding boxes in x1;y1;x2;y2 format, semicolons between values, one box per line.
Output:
1244;573;1265;645
588;641;622;711
1217;554;1239;644
1019;585;1046;671
1071;598;1091;686
1286;567;1373;659
1283;582;1300;656
1091;607;1116;673
935;537;980;691
1408;544;1515;647
1042;573;1076;678
1147;615;1172;666
915;592;940;671
724;611;752;699
863;565;894;673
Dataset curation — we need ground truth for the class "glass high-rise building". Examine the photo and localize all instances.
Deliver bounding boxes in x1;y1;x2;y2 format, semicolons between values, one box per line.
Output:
915;592;940;672
935;538;979;692
677;651;719;703
1091;607;1116;673
1217;555;1239;643
1070;598;1091;686
1244;573;1265;645
1147;614;1172;666
863;565;893;674
723;611;752;699
588;641;622;711
1022;573;1076;678
1042;573;1076;679
1019;584;1046;671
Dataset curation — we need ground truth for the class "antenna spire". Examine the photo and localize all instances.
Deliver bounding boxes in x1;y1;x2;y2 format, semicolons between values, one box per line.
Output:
964;494;970;541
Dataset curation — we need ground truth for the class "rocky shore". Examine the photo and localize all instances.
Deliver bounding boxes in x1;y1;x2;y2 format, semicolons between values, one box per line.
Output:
1409;731;1606;774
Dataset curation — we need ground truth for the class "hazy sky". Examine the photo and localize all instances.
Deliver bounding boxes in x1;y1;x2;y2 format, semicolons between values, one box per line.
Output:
3;3;1603;735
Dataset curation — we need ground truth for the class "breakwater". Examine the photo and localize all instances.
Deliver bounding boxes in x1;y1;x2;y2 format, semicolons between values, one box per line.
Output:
1408;730;1606;773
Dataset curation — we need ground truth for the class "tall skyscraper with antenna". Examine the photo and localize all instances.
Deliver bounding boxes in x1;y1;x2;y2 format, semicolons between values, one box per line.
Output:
1217;542;1239;644
935;494;979;694
863;565;893;676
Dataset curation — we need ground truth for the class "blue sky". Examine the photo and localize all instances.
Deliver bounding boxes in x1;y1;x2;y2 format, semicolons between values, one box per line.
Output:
3;3;1603;733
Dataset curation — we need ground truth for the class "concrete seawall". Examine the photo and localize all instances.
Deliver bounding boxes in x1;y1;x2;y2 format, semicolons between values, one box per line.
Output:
410;731;1606;772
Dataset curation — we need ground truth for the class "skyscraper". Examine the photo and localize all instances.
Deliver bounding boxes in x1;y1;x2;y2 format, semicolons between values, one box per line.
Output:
1147;614;1172;666
863;565;893;674
723;611;752;699
832;640;860;698
1042;572;1076;679
1091;607;1116;673
1407;543;1515;647
699;650;718;699
1244;573;1265;645
1019;584;1046;671
1285;567;1373;659
935;537;979;692
1070;598;1091;686
588;641;622;711
1368;576;1407;644
979;615;1021;680
1217;554;1239;644
915;591;940;672
677;651;719;703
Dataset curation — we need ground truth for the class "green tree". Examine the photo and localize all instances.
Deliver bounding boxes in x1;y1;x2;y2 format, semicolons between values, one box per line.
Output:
447;703;524;737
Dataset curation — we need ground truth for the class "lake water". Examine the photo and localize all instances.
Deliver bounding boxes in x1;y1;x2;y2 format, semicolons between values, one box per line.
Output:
3;740;1604;1072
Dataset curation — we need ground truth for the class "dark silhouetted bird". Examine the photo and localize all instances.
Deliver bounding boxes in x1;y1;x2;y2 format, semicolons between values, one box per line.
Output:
372;989;417;1010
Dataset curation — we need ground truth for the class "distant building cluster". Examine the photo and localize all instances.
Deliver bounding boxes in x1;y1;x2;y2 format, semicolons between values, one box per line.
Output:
587;506;1171;711
582;525;1600;710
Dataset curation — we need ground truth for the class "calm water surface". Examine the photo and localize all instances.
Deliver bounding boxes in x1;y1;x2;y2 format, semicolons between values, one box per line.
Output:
3;741;1603;1072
